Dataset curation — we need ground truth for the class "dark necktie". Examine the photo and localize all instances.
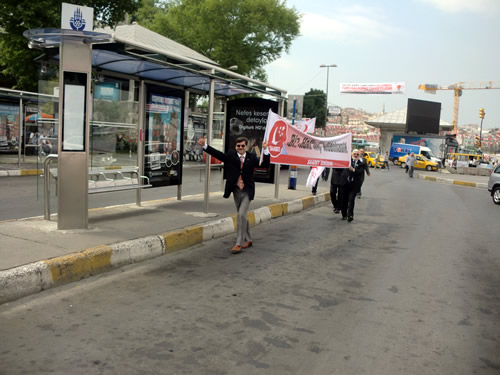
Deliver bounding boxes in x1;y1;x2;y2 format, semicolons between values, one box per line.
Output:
237;155;244;189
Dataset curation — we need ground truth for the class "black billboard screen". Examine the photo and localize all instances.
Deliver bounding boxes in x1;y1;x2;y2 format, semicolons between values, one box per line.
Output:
405;98;441;134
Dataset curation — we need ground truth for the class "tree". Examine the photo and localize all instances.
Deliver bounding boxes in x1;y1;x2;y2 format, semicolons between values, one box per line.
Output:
303;89;326;128
138;0;300;81
0;0;139;91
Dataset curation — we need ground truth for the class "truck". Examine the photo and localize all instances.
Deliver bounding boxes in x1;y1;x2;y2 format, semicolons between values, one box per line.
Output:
389;142;442;167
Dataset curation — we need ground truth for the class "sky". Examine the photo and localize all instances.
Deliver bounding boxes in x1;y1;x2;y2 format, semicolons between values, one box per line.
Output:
265;0;500;129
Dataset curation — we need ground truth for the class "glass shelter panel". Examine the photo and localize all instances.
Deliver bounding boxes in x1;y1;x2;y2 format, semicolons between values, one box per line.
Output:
90;77;139;171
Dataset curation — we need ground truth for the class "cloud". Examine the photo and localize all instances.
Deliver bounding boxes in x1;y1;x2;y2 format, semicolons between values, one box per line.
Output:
417;0;500;13
299;5;399;42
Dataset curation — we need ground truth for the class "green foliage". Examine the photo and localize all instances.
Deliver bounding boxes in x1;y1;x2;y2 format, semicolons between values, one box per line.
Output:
138;0;300;80
303;89;326;128
0;0;139;91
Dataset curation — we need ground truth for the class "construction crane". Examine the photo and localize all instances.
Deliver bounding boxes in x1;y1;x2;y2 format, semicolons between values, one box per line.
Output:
418;81;500;134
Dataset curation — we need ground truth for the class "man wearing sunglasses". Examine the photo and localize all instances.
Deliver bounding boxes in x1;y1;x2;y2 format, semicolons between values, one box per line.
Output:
198;136;269;254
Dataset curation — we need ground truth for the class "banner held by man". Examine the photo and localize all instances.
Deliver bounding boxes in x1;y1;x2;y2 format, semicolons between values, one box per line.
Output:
262;110;351;168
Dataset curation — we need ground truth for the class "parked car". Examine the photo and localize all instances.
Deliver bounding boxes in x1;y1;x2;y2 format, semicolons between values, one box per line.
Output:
397;154;439;171
487;164;500;205
477;161;494;170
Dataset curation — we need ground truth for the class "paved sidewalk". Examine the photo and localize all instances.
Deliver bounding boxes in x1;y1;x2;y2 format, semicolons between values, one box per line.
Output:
0;180;330;304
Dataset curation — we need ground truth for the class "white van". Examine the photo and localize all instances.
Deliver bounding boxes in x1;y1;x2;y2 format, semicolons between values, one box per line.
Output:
419;146;442;167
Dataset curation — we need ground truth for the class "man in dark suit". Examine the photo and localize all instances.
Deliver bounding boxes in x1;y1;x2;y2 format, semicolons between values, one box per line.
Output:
198;136;269;254
357;148;371;198
341;150;366;222
330;167;349;214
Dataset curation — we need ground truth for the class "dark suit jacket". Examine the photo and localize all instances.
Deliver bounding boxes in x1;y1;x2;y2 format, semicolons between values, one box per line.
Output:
204;145;270;200
330;167;349;186
347;158;366;191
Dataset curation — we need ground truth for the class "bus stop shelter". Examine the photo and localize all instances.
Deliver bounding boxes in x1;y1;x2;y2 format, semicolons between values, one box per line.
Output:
23;23;287;229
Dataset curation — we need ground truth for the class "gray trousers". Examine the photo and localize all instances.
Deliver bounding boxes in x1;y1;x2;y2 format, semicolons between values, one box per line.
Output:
409;166;415;177
233;188;251;246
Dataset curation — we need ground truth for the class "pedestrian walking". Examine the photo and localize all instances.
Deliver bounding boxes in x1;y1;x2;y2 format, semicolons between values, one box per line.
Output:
341;150;366;222
383;151;390;170
405;152;410;173
406;152;416;178
330;167;349;214
198;136;269;254
356;148;371;198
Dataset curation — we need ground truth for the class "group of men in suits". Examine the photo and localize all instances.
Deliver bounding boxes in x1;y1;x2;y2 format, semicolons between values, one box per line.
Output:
199;135;369;254
329;149;370;222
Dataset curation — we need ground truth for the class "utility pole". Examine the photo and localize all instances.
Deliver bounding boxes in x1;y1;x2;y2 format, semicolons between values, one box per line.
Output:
479;108;485;152
319;64;337;127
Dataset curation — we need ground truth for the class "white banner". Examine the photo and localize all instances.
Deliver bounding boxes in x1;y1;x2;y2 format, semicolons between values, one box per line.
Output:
262;110;351;168
340;82;405;95
306;166;325;187
292;118;316;134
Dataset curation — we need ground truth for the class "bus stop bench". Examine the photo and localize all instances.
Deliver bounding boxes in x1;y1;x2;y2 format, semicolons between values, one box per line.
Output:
48;168;152;194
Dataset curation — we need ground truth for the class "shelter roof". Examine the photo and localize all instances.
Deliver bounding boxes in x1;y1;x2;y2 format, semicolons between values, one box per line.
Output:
96;23;217;66
23;25;286;99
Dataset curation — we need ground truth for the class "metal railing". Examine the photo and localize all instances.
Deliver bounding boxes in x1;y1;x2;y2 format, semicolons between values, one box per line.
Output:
44;154;58;220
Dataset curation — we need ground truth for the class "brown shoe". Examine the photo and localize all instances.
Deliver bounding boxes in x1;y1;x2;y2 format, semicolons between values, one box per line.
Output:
231;245;242;254
242;241;253;249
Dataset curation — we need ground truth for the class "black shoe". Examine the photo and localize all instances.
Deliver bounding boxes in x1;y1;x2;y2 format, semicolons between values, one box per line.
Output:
341;216;347;220
348;216;354;222
334;208;340;214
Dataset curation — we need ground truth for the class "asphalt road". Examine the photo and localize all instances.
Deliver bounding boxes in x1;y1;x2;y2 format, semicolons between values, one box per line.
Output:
0;168;499;374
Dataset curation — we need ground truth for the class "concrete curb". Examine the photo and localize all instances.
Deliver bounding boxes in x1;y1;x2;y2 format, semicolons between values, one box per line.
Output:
0;169;43;177
0;192;330;304
417;174;488;189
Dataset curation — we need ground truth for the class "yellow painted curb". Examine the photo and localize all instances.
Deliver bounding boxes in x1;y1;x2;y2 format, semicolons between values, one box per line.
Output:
282;203;289;216
425;176;437;182
84;245;113;274
44;252;92;285
301;196;315;209
20;169;42;176
324;192;331;201
248;211;256;227
268;203;284;218
163;226;203;254
453;180;476;187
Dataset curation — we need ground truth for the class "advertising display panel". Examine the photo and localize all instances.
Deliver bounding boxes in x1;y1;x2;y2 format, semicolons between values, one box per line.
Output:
0;103;20;151
144;89;183;187
226;98;278;183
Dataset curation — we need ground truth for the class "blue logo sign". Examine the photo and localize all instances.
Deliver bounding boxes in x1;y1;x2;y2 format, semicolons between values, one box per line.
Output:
70;8;86;31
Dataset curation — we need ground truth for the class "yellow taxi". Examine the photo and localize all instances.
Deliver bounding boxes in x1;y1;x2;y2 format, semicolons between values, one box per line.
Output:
397;154;439;171
364;152;386;168
364;152;378;168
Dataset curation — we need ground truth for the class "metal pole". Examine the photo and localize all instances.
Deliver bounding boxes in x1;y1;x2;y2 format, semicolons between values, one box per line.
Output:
44;154;58;220
18;98;22;169
274;99;285;199
325;67;329;124
204;73;215;213
137;80;145;206
179;90;190;200
479;118;483;150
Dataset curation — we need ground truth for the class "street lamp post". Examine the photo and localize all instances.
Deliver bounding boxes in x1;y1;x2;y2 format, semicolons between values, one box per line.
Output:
320;64;337;126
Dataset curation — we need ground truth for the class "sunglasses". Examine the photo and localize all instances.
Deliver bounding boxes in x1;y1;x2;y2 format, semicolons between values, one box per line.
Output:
236;144;246;148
